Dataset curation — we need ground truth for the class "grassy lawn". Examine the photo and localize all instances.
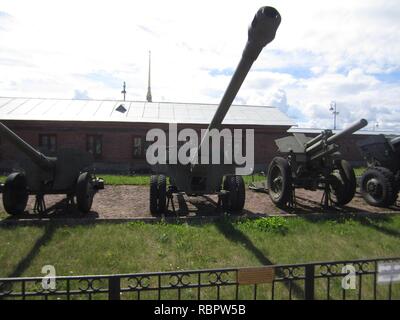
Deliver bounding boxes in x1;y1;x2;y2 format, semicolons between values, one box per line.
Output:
0;168;367;186
0;174;267;186
0;215;399;299
1;215;399;278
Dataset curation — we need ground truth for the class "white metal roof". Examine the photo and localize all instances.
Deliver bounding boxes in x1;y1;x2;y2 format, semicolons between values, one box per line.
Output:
288;127;400;137
0;97;295;127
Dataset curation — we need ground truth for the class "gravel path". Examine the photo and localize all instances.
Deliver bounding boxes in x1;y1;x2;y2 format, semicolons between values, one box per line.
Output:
1;185;399;221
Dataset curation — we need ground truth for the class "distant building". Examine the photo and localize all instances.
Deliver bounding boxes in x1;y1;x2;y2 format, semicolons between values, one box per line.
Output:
1;97;398;174
0;97;294;173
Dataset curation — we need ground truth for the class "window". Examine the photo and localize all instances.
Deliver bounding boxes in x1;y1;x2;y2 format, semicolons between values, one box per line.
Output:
87;135;102;159
39;134;57;153
133;136;143;158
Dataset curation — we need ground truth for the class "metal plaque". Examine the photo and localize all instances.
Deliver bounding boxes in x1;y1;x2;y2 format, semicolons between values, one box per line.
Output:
237;267;275;285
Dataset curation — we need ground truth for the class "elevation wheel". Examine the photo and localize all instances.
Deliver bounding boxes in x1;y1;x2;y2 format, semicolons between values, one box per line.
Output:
3;172;29;215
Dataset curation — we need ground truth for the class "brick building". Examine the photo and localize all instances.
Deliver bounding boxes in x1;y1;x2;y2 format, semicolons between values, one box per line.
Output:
1;97;398;174
0;97;294;173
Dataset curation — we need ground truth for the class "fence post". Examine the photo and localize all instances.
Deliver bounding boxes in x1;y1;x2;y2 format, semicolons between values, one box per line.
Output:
305;265;315;300
108;277;121;300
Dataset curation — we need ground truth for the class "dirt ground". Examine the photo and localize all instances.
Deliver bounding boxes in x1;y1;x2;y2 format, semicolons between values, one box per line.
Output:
1;185;399;221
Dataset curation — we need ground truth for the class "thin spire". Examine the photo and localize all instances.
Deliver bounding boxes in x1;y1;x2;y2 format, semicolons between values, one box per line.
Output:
121;81;126;101
146;51;152;102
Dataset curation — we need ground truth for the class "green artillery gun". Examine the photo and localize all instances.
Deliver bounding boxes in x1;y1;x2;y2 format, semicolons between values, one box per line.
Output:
0;122;104;215
267;119;368;208
357;134;400;207
149;6;281;214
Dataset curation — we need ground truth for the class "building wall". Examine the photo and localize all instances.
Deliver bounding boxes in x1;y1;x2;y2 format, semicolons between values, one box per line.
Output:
0;120;373;175
0;120;291;174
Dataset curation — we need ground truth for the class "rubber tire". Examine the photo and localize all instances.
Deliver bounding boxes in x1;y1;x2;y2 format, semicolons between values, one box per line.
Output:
267;157;292;207
76;172;94;213
150;175;159;215
3;172;29;215
330;160;357;206
222;175;245;213
158;175;167;213
360;167;397;207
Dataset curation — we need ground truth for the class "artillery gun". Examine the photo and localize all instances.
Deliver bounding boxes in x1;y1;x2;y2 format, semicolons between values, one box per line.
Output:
149;6;281;214
357;134;400;207
267;119;368;208
0;122;104;215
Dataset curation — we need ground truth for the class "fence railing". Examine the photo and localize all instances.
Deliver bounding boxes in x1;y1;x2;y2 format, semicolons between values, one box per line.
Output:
1;257;399;300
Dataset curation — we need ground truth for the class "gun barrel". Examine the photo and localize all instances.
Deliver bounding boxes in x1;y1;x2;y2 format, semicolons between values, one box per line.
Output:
196;7;281;158
304;132;324;148
327;118;368;144
0;122;54;169
305;119;368;155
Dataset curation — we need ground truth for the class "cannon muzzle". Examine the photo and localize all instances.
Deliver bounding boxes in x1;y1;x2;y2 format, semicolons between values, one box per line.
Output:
244;6;281;60
0;122;54;170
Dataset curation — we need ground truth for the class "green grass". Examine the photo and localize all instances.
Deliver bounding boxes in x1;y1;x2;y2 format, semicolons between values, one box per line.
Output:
103;174;267;186
1;215;399;299
1;215;399;278
0;168;367;187
354;167;367;177
100;174;150;185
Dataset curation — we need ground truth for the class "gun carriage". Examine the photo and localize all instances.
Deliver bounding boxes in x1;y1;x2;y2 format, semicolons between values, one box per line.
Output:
357;134;400;207
267;119;368;208
149;6;281;214
0;122;104;215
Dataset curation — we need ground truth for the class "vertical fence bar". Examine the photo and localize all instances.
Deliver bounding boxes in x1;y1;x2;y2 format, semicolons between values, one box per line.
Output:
326;278;330;300
21;281;25;301
158;275;161;300
271;280;275;300
305;265;315;300
374;261;377;300
197;273;201;300
67;279;70;301
108;277;121;300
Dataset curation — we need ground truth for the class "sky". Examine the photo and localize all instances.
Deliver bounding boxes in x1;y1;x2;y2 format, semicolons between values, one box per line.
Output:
1;0;400;130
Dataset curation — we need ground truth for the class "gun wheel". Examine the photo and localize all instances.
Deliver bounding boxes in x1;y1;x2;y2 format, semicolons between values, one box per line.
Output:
222;175;245;213
267;157;292;207
76;172;95;213
3;172;29;215
360;167;397;207
330;160;356;206
150;174;167;215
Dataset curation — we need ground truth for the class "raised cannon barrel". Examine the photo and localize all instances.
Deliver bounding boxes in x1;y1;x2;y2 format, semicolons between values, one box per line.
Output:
0;122;54;170
197;6;281;156
305;119;368;155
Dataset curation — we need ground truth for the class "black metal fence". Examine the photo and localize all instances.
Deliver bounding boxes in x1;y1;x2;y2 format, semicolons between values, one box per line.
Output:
1;257;399;300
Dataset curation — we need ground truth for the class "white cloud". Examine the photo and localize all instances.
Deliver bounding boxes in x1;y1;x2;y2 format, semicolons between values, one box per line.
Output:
0;0;400;130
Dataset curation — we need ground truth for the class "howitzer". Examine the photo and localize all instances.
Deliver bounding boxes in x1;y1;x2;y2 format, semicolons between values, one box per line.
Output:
0;122;104;215
267;119;368;208
357;134;400;207
149;6;281;214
